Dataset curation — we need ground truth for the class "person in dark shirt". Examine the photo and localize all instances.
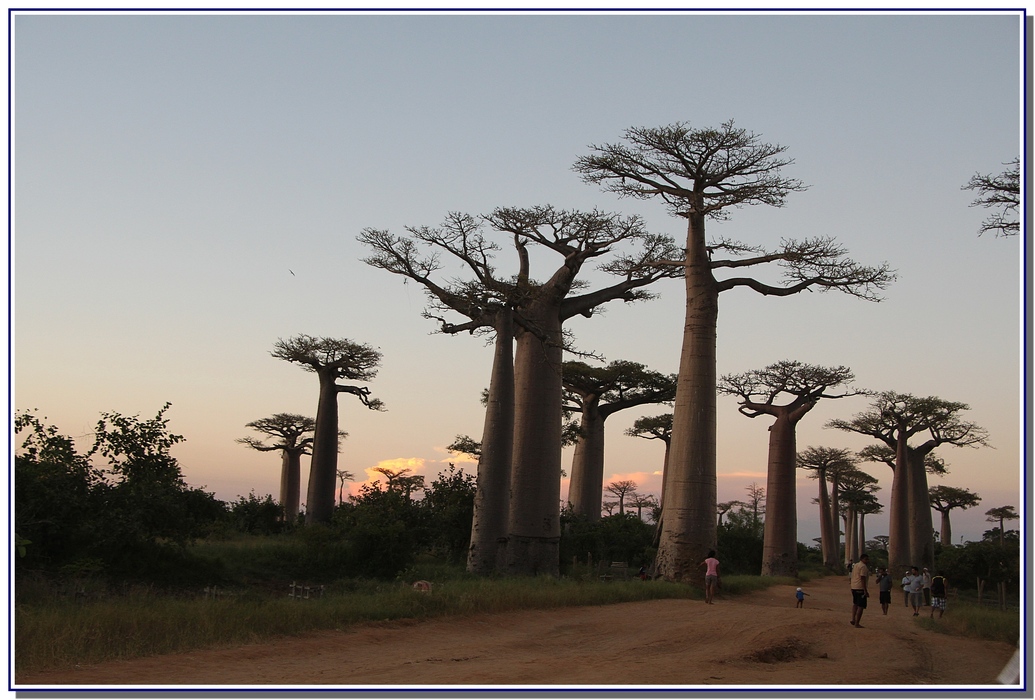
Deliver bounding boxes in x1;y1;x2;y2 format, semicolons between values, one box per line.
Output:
930;573;948;618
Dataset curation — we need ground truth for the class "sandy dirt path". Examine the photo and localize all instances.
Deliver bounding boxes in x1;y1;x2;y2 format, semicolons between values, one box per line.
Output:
18;575;1016;689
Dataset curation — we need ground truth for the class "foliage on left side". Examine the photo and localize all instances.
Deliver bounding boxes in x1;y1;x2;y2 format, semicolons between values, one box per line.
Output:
14;406;225;584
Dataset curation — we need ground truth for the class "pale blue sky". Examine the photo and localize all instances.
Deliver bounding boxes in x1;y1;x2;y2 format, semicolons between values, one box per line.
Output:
12;11;1024;546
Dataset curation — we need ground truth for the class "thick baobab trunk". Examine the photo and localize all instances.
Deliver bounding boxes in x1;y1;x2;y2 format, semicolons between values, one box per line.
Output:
887;421;911;573
306;373;340;525
505;307;563;576
816;468;838;569
938;510;952;549
844;510;858;566
280;449;302;523
858;513;867;556
657;214;717;584
467;310;514;575
567;402;606;521
760;413;800;576
907;449;936;571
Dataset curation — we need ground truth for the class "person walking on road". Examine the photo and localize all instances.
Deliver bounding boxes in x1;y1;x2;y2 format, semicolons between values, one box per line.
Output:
700;550;720;605
907;566;924;616
877;567;893;615
930;573;948;618
850;552;871;627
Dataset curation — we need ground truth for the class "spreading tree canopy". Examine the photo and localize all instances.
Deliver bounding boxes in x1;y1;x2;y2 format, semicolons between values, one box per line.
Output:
576;120;895;583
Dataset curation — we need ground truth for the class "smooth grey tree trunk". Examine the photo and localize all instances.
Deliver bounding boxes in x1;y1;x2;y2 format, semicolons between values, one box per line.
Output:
829;472;842;569
567;404;605;521
907;448;936;571
887;422;912;573
467;310;514;575
938;510;953;549
280;449;302;522
305;372;340;525
656;213;717;584
505;307;563;576
760;413;801;576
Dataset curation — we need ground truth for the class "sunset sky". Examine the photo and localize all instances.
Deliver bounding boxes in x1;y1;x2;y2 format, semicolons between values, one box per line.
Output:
12;10;1024;547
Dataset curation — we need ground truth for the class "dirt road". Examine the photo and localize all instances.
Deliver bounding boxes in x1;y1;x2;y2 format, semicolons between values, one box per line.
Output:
18;575;1017;689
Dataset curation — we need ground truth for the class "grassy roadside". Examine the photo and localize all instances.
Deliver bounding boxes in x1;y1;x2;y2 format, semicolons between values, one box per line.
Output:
15;573;798;676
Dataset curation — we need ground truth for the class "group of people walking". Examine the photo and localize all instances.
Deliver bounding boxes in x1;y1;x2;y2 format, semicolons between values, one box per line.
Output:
849;553;948;627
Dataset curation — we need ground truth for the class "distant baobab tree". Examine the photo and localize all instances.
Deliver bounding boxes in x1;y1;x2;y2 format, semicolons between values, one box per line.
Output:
628;492;659;522
716;500;742;528
563;360;676;521
829;392;989;572
336;469;355;506
603;479;638;516
719;360;863;576
797;446;857;570
928;485;981;548
625;413;673;531
984;505;1019;546
372;466;425;499
963;157;1019;237
272;335;384;525
237;413;323;522
576;120;895;583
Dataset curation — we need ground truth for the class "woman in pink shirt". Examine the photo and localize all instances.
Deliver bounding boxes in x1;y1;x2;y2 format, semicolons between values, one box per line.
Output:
700;550;720;604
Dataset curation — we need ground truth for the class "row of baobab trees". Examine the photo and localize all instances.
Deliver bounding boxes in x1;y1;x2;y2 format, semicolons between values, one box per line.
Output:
238;120;1015;584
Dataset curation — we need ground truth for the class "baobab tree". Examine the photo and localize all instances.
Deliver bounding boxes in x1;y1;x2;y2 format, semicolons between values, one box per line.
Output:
963;157;1019;237
625;413;673;517
563;360;676;520
271;335;384;525
237;413;318;522
361;214;519;574
742;482;766;538
797;446;857;570
576;120;895;582
829;392;989;572
929;485;981;548
372;466;425;499
718;361;863;576
336;469;355;506
484;206;680;576
628;492;659;522
716;500;743;528
363;207;681;576
604;479;638;516
984;505;1019;546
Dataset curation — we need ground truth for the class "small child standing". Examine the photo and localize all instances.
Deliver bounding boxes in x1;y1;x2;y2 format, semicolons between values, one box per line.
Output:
795;587;809;608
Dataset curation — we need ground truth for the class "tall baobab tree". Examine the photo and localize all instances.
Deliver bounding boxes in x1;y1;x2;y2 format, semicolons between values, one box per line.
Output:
835;468;880;565
360;214;519;575
929;485;981;548
237;413;318;522
963;157;1020;237
272;335;384;525
743;482;766;538
829;392;989;572
363;207;681;576
797;446;856;570
486;206;679;576
575;120;894;582
718;361;863;576
563;360;676;520
604;479;638;516
984;505;1019;546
